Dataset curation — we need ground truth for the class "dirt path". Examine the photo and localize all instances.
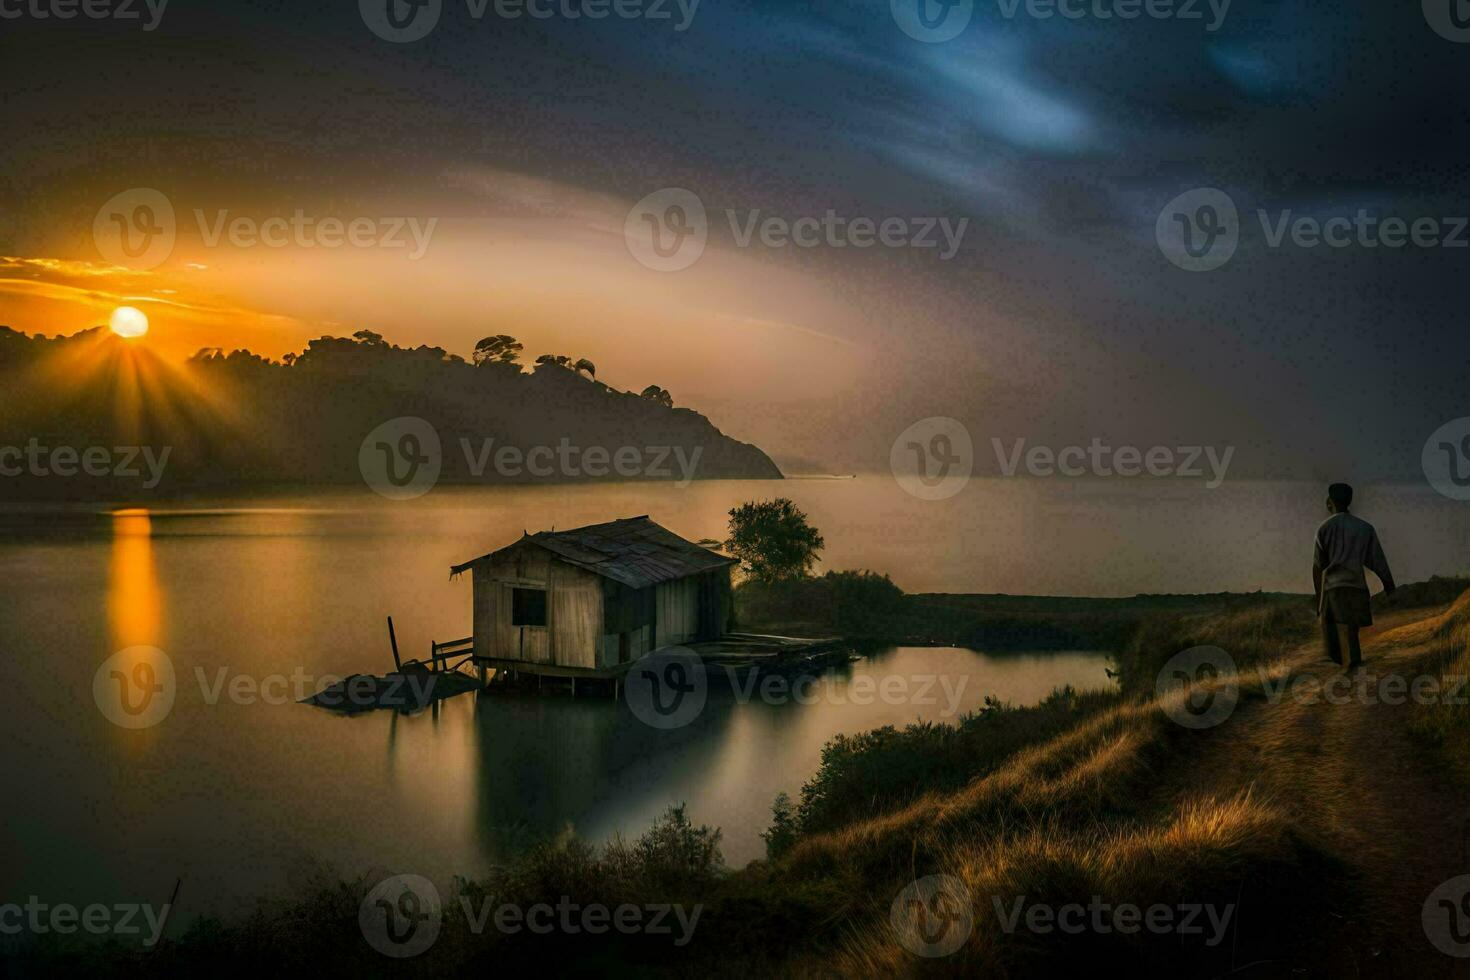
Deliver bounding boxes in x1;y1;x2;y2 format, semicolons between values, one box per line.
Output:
1203;606;1470;976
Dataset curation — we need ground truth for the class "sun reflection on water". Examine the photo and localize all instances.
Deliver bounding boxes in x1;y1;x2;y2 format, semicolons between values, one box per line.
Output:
108;508;163;650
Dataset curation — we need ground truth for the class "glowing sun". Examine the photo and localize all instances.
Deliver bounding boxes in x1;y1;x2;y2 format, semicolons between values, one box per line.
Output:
110;306;149;339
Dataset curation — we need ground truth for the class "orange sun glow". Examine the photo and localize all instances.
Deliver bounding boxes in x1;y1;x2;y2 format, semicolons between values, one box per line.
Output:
110;306;149;339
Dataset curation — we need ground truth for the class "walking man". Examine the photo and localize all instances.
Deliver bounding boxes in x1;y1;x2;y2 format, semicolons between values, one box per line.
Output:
1313;483;1396;670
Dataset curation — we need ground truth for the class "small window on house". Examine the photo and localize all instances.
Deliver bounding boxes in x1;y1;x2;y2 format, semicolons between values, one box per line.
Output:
512;587;547;627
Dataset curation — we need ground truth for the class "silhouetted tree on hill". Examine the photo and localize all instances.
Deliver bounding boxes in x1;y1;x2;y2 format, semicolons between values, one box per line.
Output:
473;335;523;366
533;353;597;379
641;385;674;408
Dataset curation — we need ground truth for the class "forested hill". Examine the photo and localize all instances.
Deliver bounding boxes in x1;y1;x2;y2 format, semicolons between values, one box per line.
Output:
0;327;782;499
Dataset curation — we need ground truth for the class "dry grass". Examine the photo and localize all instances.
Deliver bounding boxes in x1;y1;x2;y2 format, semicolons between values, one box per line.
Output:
1403;590;1470;779
832;790;1317;977
1113;599;1319;696
770;671;1338;975
776;686;1125;842
782;699;1179;877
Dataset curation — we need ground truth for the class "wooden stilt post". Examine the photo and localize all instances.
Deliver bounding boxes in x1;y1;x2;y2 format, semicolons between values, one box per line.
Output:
387;617;402;672
571;676;577;698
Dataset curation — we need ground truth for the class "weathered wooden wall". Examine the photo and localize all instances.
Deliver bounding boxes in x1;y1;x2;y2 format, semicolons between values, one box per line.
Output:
469;543;602;668
656;577;699;648
469;547;733;672
599;578;655;669
472;567;498;661
549;561;602;669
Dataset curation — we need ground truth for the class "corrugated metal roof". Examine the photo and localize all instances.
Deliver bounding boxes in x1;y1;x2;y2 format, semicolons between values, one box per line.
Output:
450;516;736;589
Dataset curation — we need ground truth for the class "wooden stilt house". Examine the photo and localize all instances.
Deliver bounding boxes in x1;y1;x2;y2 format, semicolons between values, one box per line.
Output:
449;516;736;678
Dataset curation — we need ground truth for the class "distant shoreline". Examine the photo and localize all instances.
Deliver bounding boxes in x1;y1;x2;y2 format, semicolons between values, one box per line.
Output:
0;470;786;505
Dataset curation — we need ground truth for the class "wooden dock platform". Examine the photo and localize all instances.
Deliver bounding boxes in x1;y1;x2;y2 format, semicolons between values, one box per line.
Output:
687;632;850;675
300;628;854;713
467;632;848;678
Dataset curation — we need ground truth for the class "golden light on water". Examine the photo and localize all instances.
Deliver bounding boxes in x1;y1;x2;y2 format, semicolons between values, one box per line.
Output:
109;509;163;650
109;306;149;339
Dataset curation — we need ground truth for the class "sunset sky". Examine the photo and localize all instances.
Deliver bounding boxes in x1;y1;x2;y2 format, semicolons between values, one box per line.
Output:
1;1;1466;477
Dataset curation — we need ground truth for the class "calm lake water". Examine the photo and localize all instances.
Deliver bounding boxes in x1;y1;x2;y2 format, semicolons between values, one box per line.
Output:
1;477;1465;923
